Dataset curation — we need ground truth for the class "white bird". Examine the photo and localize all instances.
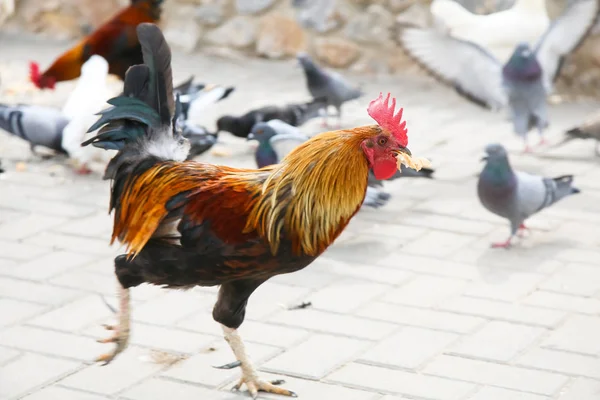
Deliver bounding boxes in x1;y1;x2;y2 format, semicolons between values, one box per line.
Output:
61;55;113;174
430;0;550;63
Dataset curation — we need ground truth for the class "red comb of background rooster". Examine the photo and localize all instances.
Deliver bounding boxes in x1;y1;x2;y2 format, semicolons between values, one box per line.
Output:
367;92;408;147
29;62;42;89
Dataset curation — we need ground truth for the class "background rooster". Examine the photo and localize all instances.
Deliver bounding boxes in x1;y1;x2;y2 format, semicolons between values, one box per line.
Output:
29;0;162;90
83;23;413;399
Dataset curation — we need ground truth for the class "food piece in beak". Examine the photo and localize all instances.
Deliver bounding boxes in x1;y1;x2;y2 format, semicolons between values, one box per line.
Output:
395;148;431;172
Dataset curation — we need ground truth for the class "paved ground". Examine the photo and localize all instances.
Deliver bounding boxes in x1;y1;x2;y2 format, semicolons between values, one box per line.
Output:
1;34;600;400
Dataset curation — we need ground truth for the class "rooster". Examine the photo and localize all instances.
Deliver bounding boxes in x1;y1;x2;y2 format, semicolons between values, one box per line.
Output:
29;0;162;90
83;23;413;399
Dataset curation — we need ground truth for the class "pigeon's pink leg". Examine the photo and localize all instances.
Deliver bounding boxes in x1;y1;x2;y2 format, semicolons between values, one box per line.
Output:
538;137;548;146
74;164;93;175
491;238;512;249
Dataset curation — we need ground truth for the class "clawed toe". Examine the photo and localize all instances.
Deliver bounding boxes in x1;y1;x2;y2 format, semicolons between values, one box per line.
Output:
232;376;296;398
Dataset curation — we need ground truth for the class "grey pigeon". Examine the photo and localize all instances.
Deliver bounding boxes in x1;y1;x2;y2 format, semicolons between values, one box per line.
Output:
248;119;434;209
400;0;600;151
477;143;580;248
216;97;326;138
0;103;69;156
559;110;600;156
173;76;235;121
296;52;363;128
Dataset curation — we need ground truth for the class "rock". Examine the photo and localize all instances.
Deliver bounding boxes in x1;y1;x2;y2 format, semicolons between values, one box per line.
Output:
395;2;432;29
314;37;361;68
195;3;225;26
350;56;391;75
236;0;277;15
292;0;339;33
204;16;257;49
387;0;416;13
162;5;202;52
256;13;307;59
344;4;394;44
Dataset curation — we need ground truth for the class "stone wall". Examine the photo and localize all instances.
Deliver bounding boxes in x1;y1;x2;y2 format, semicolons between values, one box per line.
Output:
3;0;600;97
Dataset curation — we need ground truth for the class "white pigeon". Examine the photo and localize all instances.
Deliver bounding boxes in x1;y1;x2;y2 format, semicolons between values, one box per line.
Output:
430;0;550;63
61;55;112;174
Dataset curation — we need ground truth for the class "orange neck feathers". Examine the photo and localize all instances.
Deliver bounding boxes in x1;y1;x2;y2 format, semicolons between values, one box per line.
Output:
247;126;378;257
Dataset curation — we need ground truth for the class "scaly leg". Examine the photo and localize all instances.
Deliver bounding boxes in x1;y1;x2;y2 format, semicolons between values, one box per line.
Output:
222;325;296;399
491;236;513;249
517;223;530;238
95;283;130;365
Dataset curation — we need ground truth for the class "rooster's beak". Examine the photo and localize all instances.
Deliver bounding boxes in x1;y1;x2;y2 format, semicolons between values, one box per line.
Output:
396;147;411;156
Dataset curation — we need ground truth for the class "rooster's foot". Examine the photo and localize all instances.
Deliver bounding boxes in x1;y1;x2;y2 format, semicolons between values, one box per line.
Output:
491;238;512;249
95;285;130;365
232;374;296;399
74;164;93;175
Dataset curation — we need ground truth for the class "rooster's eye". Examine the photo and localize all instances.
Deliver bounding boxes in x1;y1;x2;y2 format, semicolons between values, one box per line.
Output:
377;137;387;146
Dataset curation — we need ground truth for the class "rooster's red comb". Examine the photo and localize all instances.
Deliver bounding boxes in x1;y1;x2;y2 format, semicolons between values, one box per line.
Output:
29;62;42;88
367;92;408;147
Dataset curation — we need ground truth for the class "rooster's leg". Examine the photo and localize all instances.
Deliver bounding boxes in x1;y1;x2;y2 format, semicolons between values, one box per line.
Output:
222;325;296;399
95;283;130;365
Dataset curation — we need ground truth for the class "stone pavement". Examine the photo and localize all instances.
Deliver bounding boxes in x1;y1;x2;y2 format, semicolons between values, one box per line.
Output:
1;35;600;400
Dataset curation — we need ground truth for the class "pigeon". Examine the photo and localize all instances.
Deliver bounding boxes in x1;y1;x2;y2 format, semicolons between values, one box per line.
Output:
429;0;550;63
61;55;112;174
0;103;69;156
247;119;435;209
216;97;326;139
177;119;218;160
296;52;363;128
477;143;580;248
559;111;600;156
400;0;600;151
173;76;235;121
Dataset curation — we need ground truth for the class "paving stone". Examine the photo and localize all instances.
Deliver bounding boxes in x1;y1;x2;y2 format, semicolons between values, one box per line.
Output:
539;263;600;297
517;348;600;379
377;254;482;280
120;377;238;400
0;214;67;240
0;195;96;218
382;275;468;308
0;276;82;306
0;298;46;327
396;213;496;236
134;290;216;326
0;240;50;261
423;355;569;395
450;321;547;362
522;290;600;315
306;278;391;313
49;269;118;295
267;308;397;340
52;212;113;238
326;362;476;400
262;333;369;379
395;231;476;258
23;232;113;256
312;256;414;285
59;347;165;395
160;340;280;388
359;326;459;369
440;296;566;327
20;386;110;400
558;378;600;400
0;346;20;366
542;315;600;356
468;386;550;400
356;301;485;333
230;320;310;348
0;325;104;361
462;271;546;302
28;295;113;333
0;250;95;281
0;353;79;399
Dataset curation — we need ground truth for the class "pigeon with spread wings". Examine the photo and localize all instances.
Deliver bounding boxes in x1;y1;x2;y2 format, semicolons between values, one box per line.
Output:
400;0;600;151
